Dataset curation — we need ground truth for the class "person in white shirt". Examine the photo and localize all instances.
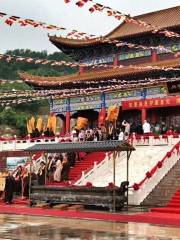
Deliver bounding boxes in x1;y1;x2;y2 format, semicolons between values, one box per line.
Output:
142;120;151;134
118;129;124;141
122;120;130;136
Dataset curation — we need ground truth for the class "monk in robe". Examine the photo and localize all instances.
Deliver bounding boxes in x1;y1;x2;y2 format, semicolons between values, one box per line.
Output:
4;172;15;204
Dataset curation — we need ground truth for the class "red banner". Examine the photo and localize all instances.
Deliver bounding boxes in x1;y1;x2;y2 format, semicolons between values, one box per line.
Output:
122;96;180;110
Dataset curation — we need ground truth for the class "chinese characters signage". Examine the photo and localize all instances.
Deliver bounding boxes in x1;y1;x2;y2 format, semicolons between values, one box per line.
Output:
122;97;180;110
82;43;180;65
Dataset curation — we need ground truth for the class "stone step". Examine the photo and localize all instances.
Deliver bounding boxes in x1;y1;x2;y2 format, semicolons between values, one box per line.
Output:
68;204;84;211
35;203;51;209
53;204;69;210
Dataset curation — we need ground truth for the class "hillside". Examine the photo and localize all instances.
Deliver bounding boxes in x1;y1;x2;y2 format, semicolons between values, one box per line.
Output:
0;49;77;80
0;49;73;137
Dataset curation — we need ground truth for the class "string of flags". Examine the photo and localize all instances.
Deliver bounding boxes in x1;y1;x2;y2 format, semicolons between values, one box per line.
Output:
1;50;179;70
0;10;174;55
0;11;95;39
0;78;177;106
0;53;85;68
0;77;179;106
22;75;180;86
64;0;180;38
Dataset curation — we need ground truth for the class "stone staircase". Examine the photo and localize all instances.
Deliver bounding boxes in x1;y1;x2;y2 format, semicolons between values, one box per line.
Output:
142;158;180;207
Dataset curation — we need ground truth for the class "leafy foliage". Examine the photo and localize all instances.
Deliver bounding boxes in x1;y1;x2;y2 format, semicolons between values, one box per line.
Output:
0;49;78;80
0;81;31;92
0;49;76;136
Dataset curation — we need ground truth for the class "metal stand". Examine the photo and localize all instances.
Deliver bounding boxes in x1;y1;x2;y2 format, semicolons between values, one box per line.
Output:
126;150;132;210
112;151;118;212
29;152;32;206
44;152;48;186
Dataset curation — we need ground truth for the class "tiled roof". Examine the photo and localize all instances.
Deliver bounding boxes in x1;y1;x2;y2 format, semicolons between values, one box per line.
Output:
49;6;180;48
19;57;180;87
106;6;180;39
25;140;135;153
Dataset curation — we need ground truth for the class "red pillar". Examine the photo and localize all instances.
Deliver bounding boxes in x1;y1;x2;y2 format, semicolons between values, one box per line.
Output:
151;50;157;62
113;56;119;66
141;108;147;124
79;66;84;75
66;112;71;133
99;107;106;126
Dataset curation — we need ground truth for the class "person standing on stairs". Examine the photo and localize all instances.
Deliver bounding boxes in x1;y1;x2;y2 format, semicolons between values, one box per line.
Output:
4;171;15;204
37;162;46;185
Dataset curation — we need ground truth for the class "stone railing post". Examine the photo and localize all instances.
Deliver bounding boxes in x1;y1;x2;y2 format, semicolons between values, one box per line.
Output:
42;134;45;143
132;132;136;146
13;135;17;151
81;171;85;185
0;139;2;151
168;135;172;146
27;134;31;147
93;161;98;178
149;136;154;146
55;134;59;143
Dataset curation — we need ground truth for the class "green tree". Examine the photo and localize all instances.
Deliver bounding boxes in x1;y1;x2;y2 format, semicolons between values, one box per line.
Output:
0;108;17;126
0;49;77;80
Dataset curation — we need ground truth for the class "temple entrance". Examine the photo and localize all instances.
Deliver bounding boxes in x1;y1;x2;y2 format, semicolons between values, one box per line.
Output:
71;110;99;129
148;106;180;130
120;109;142;125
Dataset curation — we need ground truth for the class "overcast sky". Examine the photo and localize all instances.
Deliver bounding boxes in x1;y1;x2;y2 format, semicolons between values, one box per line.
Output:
0;0;179;53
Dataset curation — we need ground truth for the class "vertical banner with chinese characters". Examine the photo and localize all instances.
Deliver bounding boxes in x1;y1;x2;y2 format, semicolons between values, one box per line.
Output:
122;96;180;110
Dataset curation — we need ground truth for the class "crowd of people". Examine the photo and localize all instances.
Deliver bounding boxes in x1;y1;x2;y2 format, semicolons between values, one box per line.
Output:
0;166;29;204
30;127;55;138
28;118;179;141
69;120;179;143
37;152;76;185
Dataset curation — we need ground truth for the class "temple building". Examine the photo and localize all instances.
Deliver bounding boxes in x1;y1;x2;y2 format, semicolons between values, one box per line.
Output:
20;6;180;133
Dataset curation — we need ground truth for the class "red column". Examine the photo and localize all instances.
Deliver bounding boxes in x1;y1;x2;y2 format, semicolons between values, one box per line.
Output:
99;107;106;126
66;112;71;133
79;66;84;74
113;56;119;66
141;108;147;124
151;50;157;62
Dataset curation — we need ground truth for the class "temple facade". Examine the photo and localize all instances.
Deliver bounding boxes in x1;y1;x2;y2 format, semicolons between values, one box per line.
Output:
20;6;180;133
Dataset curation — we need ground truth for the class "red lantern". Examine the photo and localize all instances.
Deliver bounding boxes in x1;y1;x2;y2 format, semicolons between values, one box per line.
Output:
157;161;162;168
133;183;139;191
86;182;93;187
108;182;115;188
175;144;179;151
166;152;172;158
146;171;152;178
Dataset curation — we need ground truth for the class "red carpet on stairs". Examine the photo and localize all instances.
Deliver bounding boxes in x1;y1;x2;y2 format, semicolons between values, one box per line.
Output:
151;187;180;214
47;152;106;186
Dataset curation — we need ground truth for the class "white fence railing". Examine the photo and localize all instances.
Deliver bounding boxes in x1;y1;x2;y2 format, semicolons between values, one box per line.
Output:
0;135;70;151
130;134;180;147
1;134;179;152
75;152;127;185
129;143;180;205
